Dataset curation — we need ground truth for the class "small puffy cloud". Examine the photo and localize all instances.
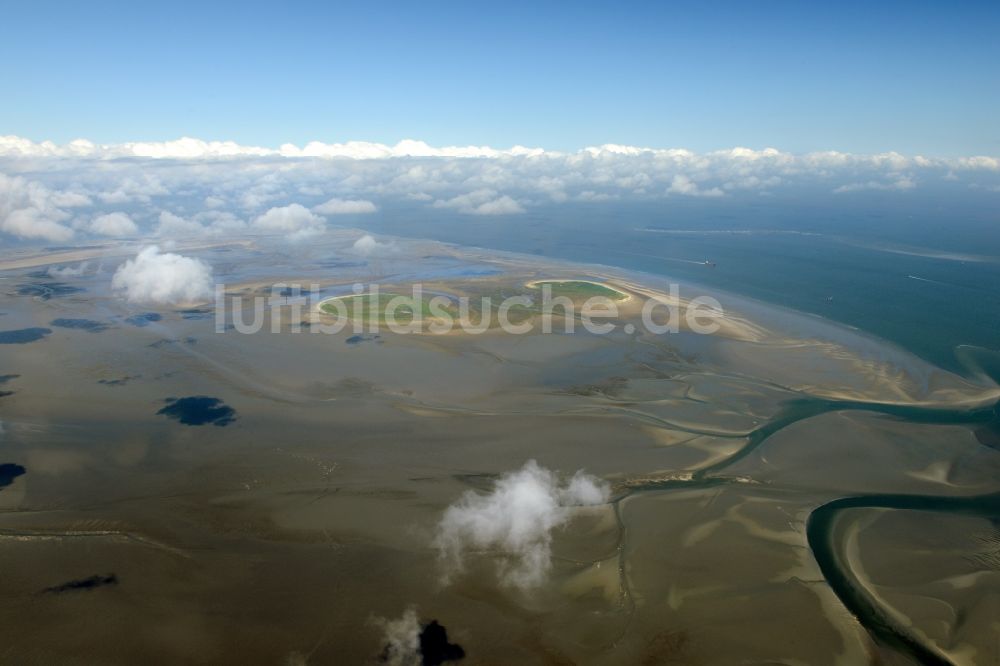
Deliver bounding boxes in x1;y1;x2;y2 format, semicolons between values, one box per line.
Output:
156;211;205;237
372;606;421;666
50;191;92;207
156;210;247;238
370;606;464;666
89;212;138;236
434;460;610;589
239;179;286;211
433;189;526;215
312;197;377;215
576;190;618;202
96;175;168;204
668;174;724;197
111;246;213;306
197;211;246;235
2;207;74;242
251;203;325;239
954;156;1000;171
350;233;396;257
48;262;90;278
474;195;526;215
280;138;545;159
0;173;76;241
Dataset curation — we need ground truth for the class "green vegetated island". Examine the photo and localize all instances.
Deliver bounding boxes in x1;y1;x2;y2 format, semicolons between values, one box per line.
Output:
318;280;630;326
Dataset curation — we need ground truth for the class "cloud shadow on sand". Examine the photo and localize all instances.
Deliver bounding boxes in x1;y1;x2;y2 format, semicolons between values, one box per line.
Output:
157;396;237;426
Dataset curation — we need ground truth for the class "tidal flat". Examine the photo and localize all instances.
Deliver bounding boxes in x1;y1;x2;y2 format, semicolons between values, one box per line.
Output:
0;232;998;665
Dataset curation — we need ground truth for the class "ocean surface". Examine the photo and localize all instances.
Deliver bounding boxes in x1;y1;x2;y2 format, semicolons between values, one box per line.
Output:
358;188;1000;374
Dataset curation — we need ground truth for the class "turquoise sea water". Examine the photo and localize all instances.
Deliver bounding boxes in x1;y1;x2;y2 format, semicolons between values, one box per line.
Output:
360;191;1000;374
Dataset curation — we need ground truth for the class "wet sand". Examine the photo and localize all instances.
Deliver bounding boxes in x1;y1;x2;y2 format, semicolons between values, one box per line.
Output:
1;232;998;664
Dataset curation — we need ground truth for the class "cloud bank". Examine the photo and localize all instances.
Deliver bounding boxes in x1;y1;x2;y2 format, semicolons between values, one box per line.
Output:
2;134;999;244
0;135;545;160
111;246;214;306
434;460;610;589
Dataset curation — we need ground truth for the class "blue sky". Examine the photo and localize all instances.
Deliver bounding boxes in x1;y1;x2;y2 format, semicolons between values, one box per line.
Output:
3;0;998;155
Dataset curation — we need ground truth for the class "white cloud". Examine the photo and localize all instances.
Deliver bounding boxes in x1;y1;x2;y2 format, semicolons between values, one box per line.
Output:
350;234;396;257
0;134;996;173
0;135;998;244
111;246;213;306
954;156;1000;171
473;195;526;215
96;175;168;204
433;189;526;215
1;207;74;242
0;135;272;159
434;460;610;589
0;135;545;160
372;607;421;666
156;211;205;237
668;174;724;197
198;211;246;235
89;212;138;236
0;173;77;241
124;137;274;159
251;203;325;239
50;191;92;207
833;175;916;193
312;197;377;215
47;262;90;278
155;210;247;238
576;190;618;202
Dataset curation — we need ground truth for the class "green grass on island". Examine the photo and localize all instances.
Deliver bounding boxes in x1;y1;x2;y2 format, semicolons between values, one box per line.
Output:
318;281;627;329
527;280;629;301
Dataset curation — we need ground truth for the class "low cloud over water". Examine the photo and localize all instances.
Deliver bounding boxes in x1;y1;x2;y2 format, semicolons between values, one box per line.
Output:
435;460;609;589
